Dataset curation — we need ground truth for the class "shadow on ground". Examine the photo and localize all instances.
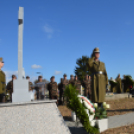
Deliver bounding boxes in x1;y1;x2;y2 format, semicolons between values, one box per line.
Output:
68;127;88;134
107;108;134;112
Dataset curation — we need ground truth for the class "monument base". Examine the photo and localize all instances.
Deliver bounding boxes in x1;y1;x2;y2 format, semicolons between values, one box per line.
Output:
0;100;70;134
12;79;31;103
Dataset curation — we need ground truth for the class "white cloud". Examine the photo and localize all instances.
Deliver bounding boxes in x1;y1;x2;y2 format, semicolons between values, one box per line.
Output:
31;64;42;69
54;71;62;75
43;24;54;39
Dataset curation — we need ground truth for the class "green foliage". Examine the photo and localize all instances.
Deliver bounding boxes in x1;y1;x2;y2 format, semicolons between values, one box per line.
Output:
109;80;117;87
64;84;99;134
125;75;134;86
75;56;91;82
94;107;107;120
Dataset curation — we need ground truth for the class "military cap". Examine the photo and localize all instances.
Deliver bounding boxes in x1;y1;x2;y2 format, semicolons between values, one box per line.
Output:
0;57;4;63
63;74;67;77
70;74;74;77
93;47;100;53
26;76;30;79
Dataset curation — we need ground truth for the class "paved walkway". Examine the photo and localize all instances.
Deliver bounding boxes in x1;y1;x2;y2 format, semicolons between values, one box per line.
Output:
65;112;134;133
108;112;134;129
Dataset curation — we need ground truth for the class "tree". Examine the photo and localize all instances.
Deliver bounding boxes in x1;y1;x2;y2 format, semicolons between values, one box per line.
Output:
75;56;91;82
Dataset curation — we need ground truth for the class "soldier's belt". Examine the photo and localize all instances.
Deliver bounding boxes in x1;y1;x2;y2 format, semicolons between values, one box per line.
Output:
1;82;5;84
92;71;105;75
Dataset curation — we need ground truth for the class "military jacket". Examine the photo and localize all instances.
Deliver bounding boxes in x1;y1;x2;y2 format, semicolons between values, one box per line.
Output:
48;82;58;96
6;80;13;93
82;79;91;90
61;79;69;90
68;79;75;86
0;70;6;94
74;80;81;92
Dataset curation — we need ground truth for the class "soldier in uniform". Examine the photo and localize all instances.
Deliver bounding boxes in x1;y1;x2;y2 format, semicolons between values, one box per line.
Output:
61;74;69;104
0;57;6;103
47;76;58;104
87;48;108;108
6;75;17;102
82;74;91;99
116;74;122;93
74;75;81;94
26;76;33;91
69;74;75;86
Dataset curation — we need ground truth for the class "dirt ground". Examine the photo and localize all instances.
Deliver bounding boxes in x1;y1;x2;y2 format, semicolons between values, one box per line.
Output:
58;98;134;134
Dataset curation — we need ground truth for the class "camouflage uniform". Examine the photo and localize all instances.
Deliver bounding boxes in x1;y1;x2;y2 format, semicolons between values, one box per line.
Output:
0;70;6;102
61;79;69;103
6;80;13;102
69;79;75;86
74;79;81;94
48;82;58;100
82;79;91;99
29;82;33;91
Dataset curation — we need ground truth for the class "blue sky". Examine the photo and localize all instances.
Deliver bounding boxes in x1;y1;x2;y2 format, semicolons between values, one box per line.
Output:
0;0;134;83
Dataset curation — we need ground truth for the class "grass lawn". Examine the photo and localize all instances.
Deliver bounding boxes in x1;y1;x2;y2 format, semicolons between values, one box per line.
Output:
58;98;134;134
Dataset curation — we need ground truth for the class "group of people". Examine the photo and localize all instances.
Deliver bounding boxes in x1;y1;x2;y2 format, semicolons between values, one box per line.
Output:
0;47;109;108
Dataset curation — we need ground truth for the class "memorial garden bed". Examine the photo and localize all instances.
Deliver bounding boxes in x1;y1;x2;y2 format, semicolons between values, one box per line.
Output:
58;98;134;120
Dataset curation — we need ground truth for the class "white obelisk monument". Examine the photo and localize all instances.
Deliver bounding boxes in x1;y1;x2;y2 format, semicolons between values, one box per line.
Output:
12;7;30;103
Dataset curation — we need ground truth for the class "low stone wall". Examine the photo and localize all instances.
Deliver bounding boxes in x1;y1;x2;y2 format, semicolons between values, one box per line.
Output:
0;100;71;134
105;93;130;101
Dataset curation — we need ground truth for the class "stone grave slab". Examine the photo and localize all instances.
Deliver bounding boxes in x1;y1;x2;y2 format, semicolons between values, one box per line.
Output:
0;100;71;134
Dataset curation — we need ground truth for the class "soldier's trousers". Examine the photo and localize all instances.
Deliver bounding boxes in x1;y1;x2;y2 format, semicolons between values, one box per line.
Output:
84;89;91;100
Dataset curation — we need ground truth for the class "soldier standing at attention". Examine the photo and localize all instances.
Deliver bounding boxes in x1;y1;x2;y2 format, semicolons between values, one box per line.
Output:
61;74;69;104
82;74;91;99
6;75;17;102
26;76;33;91
87;48;108;108
48;76;58;104
116;74;122;93
74;75;81;94
0;57;6;103
69;74;75;86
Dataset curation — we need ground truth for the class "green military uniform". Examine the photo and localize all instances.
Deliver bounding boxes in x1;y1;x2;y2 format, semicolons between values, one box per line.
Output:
116;77;122;93
74;79;81;94
0;70;6;102
82;79;91;98
87;48;108;103
6;80;13;102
